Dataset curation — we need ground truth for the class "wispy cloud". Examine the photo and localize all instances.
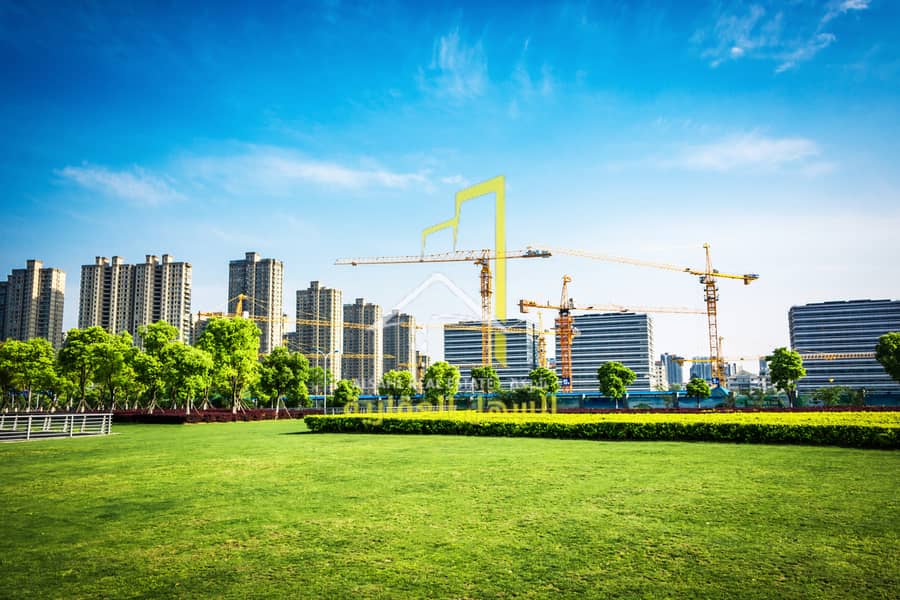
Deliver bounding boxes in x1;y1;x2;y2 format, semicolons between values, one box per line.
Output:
694;0;871;73
821;0;870;25
56;164;184;206
420;28;487;100
660;132;823;172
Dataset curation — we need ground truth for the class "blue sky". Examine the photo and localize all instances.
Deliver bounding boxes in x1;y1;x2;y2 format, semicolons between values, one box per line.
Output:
2;0;898;368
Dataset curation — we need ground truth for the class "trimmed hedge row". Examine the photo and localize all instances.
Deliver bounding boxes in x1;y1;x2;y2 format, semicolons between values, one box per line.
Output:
304;415;900;449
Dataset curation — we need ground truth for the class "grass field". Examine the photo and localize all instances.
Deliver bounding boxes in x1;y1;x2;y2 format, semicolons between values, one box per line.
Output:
1;420;898;598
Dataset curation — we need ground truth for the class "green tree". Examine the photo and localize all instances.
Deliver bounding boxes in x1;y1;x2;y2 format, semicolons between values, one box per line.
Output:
138;321;178;355
132;352;164;410
94;331;136;409
470;365;500;394
685;377;711;408
875;332;900;383
767;347;806;408
162;342;213;410
332;379;361;407
307;365;334;395
378;369;415;399
258;347;310;408
197;317;261;413
813;385;849;407
423;361;460;405
528;367;560;394
597;361;636;409
0;338;57;410
58;326;110;410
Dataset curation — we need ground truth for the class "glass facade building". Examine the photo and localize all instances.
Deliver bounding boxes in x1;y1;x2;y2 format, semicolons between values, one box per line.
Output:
788;299;900;394
443;319;536;390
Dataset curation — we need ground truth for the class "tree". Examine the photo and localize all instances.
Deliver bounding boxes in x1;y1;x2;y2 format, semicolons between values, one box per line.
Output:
0;338;57;410
197;317;261;413
58;326;111;410
132;352;164;410
470;365;500;394
307;366;334;395
685;377;711;408
597;361;636;409
378;369;415;400
813;385;848;407
138;321;178;356
422;361;460;405
162;342;213;411
258;347;310;409
93;331;136;409
332;379;361;407
767;347;806;408
528;367;560;394
875;332;900;384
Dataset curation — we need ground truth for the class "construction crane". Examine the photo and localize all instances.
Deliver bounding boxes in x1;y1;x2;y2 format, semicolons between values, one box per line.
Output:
547;244;758;388
520;275;707;392
336;248;551;367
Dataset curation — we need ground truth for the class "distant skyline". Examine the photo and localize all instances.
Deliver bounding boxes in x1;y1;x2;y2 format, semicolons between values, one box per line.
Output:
2;1;898;367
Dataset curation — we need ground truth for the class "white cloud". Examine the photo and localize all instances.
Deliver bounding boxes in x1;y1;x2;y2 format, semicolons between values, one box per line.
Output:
57;164;184;206
422;28;487;100
696;0;870;72
822;0;870;25
775;33;836;73
663;133;822;172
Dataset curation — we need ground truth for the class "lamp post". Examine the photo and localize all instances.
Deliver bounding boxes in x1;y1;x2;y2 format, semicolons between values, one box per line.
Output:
311;347;341;413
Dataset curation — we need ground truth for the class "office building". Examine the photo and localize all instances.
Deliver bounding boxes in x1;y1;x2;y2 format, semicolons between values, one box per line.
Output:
383;310;416;375
558;313;654;392
296;281;342;381
343;298;382;393
444;319;536;390
228;251;284;354
0;260;66;348
660;353;684;387
79;254;192;343
789;299;900;394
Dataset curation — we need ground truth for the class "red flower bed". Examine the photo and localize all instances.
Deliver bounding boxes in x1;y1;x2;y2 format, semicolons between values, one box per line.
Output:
113;408;321;424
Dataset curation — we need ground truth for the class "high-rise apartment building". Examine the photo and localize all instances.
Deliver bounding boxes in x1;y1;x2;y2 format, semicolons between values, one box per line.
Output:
689;358;713;382
652;360;669;390
79;254;192;343
343;298;382;394
557;313;654;392
660;353;684;387
444;319;536;390
228;251;284;354
789;299;900;394
296;281;343;382
383;310;416;375
0;260;66;348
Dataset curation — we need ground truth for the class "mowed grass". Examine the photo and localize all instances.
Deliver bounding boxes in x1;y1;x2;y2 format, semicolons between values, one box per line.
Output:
1;421;898;599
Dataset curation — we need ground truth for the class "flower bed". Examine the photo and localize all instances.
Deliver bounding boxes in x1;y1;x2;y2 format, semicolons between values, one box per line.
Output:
113;408;318;424
305;410;900;449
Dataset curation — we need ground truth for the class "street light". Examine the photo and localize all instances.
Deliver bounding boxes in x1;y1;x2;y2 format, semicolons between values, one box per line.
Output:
310;347;341;413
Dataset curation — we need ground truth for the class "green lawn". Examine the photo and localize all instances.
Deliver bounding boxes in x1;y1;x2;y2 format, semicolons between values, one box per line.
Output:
1;421;898;599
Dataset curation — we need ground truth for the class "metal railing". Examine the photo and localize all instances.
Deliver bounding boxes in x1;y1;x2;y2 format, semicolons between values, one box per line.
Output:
0;413;113;442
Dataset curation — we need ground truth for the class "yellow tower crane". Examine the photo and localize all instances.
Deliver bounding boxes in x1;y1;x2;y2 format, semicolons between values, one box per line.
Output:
546;244;758;388
519;275;707;392
336;248;551;367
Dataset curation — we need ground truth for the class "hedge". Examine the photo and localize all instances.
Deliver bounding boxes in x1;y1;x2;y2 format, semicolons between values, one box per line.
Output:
305;412;900;450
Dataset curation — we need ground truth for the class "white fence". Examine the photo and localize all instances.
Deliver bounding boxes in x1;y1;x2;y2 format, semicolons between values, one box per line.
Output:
0;413;113;442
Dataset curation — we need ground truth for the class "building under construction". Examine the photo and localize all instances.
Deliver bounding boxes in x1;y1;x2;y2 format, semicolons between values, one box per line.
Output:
443;318;536;390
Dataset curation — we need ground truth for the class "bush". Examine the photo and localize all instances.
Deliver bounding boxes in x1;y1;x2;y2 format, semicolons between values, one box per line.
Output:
305;411;900;450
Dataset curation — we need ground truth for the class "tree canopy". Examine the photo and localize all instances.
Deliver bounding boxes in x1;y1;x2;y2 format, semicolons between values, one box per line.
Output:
470;365;500;394
767;347;806;407
685;377;711;407
875;332;900;383
258;347;310;408
58;326;111;409
528;367;560;394
378;369;415;399
597;361;636;400
332;379;361;407
197;317;261;412
423;361;460;404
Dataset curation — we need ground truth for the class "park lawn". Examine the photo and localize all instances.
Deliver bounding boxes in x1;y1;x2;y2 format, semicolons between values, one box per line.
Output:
0;420;897;599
